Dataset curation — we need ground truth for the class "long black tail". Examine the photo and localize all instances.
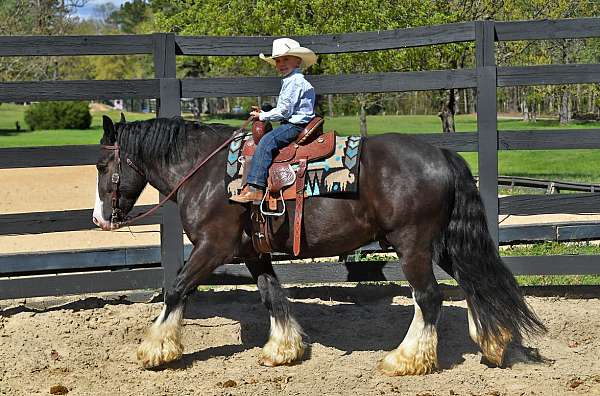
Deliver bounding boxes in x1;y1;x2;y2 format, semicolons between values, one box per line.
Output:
439;149;546;350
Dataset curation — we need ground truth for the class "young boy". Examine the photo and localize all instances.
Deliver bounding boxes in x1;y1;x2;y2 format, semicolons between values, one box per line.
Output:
231;37;317;203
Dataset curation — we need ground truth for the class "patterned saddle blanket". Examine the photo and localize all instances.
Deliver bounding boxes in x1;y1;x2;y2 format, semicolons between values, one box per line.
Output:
225;133;362;199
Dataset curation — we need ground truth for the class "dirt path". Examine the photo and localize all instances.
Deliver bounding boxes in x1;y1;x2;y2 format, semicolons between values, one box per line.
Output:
1;289;599;396
2;166;600;255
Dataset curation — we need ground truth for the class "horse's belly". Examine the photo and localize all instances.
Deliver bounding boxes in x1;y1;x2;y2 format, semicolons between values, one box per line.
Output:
279;195;377;257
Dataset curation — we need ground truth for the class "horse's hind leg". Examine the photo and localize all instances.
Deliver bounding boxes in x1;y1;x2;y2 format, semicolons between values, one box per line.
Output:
378;227;442;376
246;257;305;366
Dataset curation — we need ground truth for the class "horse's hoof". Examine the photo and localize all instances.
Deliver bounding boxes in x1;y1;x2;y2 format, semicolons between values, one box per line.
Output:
137;340;183;369
136;330;183;369
377;350;437;376
258;338;305;367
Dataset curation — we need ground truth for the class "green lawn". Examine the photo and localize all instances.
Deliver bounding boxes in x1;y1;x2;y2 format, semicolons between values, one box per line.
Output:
2;103;600;182
202;114;600;184
0;103;154;147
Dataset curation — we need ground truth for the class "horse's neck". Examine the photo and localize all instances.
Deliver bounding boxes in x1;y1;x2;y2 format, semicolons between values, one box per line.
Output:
141;132;226;198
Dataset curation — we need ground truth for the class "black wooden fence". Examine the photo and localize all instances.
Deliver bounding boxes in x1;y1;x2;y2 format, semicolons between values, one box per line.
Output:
1;19;600;300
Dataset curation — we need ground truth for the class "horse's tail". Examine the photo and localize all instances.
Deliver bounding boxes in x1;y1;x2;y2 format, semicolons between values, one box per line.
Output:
439;149;546;361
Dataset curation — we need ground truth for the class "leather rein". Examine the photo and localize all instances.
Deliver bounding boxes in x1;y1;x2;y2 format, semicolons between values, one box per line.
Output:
101;117;253;229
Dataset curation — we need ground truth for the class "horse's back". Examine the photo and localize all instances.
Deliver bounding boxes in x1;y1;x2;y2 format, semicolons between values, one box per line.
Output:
360;133;454;190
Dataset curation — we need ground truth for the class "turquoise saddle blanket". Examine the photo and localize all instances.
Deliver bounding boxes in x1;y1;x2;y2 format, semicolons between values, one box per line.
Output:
225;134;362;198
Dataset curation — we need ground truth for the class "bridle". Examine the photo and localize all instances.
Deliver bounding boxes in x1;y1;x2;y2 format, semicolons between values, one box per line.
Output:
99;117;253;229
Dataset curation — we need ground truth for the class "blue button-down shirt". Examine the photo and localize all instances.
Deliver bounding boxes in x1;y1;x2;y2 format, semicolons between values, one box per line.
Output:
259;68;315;124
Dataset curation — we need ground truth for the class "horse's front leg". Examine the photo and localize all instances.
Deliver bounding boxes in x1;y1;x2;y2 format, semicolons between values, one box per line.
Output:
136;239;228;369
246;257;305;366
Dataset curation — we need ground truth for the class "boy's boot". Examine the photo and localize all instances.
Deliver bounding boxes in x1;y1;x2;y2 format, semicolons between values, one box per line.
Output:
230;184;264;204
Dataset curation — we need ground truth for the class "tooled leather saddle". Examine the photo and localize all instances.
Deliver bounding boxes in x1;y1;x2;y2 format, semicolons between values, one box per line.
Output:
240;116;334;256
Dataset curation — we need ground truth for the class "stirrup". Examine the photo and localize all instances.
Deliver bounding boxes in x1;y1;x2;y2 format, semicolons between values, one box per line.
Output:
260;191;286;216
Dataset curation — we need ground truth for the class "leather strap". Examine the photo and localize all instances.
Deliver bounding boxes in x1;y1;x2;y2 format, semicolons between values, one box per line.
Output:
251;206;272;254
293;158;308;256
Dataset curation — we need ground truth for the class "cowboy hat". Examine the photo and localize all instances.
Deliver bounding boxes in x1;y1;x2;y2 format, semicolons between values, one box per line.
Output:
259;38;317;68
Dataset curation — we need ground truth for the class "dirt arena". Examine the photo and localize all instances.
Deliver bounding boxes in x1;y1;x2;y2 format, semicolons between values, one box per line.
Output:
1;288;600;396
1;168;600;395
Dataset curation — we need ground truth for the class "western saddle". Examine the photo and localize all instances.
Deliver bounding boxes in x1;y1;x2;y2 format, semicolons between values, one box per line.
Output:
239;116;334;256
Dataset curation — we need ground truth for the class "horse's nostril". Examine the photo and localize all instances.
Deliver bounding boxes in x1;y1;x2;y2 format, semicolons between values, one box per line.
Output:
93;217;99;226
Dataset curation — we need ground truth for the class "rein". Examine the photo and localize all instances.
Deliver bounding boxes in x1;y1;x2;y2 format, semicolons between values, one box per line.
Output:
102;117;253;229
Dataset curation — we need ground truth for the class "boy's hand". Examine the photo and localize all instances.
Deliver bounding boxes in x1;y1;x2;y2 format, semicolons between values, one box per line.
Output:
250;106;262;120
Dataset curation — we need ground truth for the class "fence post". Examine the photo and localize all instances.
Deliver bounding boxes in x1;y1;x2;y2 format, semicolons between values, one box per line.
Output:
153;33;184;291
475;21;499;246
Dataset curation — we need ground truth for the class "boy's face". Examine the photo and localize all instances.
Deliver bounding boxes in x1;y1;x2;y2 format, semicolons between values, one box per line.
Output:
275;56;302;76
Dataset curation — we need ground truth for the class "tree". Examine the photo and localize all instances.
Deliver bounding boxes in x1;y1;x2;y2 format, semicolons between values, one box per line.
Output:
152;0;437;134
0;0;86;82
108;0;150;33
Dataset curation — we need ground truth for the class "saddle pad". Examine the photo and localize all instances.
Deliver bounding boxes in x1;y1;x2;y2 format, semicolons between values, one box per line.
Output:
225;134;362;198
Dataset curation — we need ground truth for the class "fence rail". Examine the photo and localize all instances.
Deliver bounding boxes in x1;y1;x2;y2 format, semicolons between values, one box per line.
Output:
0;80;160;102
174;22;476;55
1;17;600;299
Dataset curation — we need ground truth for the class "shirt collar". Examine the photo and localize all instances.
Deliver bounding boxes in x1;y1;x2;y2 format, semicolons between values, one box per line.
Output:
283;68;302;79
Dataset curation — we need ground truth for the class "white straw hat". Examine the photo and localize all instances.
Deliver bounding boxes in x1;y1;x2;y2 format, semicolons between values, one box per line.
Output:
259;38;317;68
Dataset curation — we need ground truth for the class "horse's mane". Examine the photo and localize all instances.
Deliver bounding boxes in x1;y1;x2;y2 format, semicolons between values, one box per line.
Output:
116;117;233;163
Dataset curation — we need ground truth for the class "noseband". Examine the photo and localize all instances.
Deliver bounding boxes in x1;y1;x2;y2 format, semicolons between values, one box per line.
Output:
101;142;144;226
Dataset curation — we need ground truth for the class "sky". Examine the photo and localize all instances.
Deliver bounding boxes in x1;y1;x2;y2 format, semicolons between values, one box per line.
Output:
74;0;128;19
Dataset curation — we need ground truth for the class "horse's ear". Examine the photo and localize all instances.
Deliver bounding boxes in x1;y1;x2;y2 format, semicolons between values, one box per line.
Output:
102;115;116;143
120;112;126;123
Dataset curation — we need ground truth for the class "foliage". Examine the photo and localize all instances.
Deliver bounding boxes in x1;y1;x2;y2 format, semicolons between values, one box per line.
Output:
24;102;92;131
107;0;150;33
0;0;83;82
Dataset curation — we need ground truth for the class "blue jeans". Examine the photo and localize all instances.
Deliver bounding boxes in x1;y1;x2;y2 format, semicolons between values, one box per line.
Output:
246;123;303;187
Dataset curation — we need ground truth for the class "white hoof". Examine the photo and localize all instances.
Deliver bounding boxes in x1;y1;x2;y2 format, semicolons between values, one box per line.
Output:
137;306;184;369
378;338;437;376
259;317;305;366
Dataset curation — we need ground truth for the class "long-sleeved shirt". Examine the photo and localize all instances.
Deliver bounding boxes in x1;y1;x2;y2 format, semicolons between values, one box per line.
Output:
258;68;315;125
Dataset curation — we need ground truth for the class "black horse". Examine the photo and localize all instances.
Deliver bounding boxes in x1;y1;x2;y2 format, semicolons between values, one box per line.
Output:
93;115;545;375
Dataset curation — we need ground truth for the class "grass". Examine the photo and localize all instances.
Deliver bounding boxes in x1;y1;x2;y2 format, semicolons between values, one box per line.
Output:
360;241;600;286
0;103;154;147
2;103;600;182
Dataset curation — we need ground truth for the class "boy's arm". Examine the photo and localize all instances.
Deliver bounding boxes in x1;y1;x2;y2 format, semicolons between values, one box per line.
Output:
259;79;302;122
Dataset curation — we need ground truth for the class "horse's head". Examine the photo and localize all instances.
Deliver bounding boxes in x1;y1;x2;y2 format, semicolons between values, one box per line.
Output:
92;114;147;230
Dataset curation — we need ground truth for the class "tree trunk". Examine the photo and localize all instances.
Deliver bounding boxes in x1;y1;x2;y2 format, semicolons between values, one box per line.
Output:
359;103;368;137
589;90;594;113
327;94;334;117
522;100;529;121
358;95;368;137
559;88;570;124
469;89;476;113
438;89;456;133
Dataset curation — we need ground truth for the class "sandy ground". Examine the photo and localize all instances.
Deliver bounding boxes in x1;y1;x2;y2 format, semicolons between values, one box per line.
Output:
1;166;600;255
1;167;600;395
1;288;599;396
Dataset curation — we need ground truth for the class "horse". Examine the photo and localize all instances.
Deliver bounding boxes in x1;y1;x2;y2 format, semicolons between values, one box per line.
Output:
92;115;546;375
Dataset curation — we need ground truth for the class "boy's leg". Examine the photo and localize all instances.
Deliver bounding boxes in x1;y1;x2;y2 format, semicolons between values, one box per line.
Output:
232;123;302;203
